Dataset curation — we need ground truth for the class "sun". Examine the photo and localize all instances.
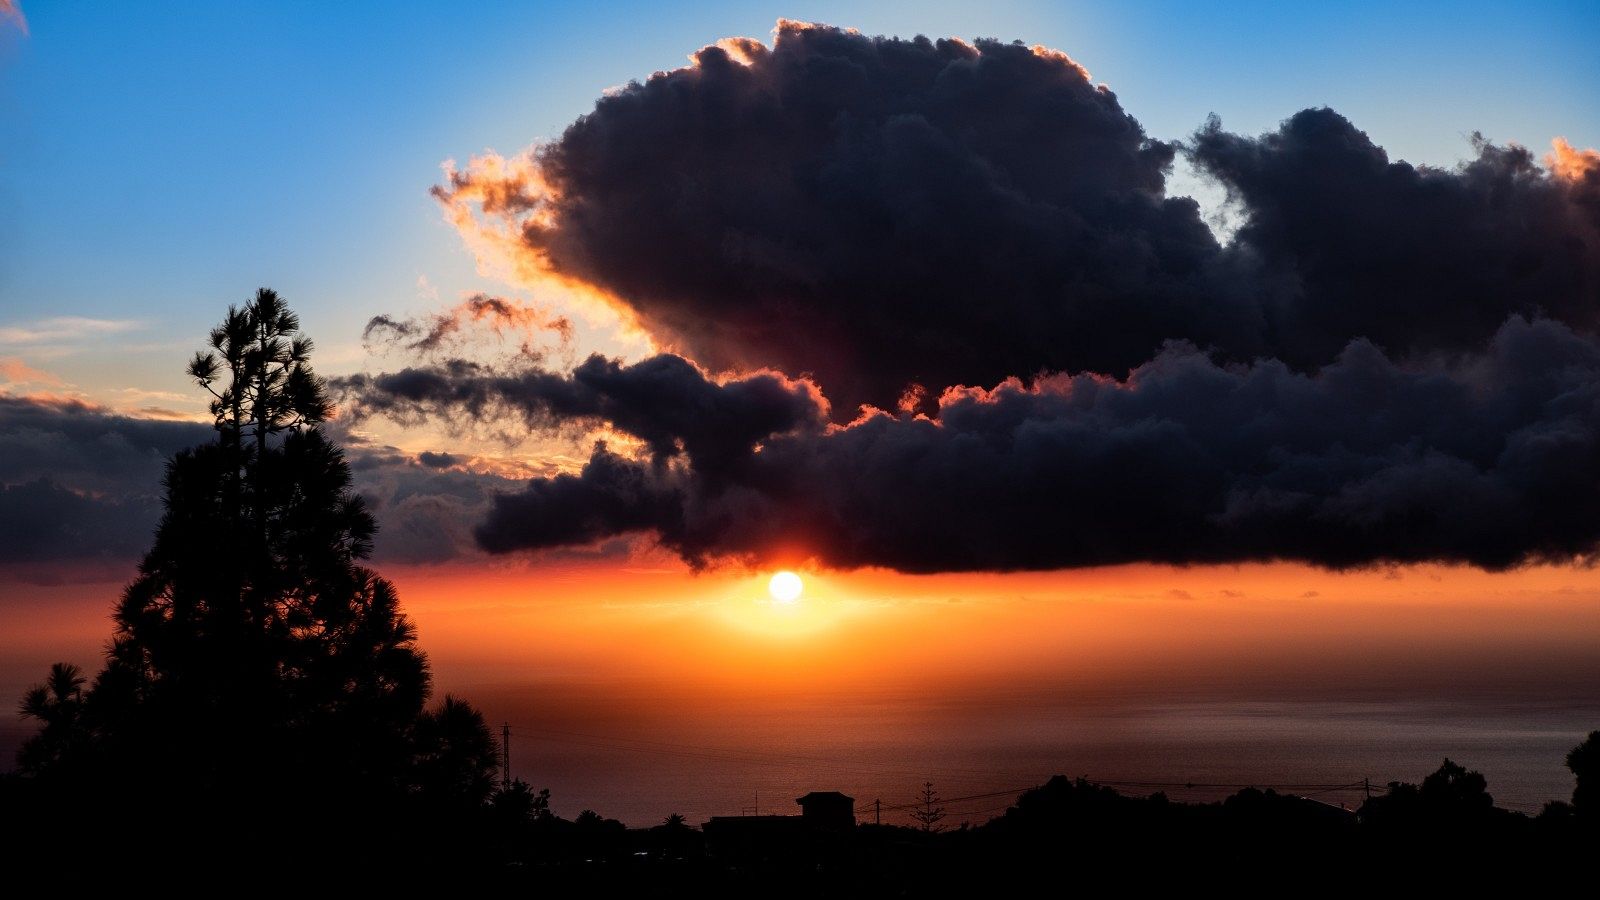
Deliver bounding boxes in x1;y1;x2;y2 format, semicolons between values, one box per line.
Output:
768;570;803;604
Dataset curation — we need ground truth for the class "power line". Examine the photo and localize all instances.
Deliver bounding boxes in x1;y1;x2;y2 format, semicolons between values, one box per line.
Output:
876;787;1030;813
872;778;1389;816
1085;779;1372;790
499;724;1393;820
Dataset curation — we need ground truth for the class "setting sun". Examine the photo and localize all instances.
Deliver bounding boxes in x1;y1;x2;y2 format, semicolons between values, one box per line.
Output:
768;570;803;603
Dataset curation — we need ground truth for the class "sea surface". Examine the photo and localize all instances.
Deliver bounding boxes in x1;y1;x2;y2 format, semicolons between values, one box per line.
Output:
456;679;1598;826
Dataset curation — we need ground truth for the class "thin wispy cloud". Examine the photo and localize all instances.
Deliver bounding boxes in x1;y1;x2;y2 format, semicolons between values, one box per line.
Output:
0;357;61;387
0;316;142;345
0;1;26;36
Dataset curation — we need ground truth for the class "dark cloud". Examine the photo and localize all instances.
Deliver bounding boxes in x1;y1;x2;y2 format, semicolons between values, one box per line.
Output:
0;478;157;565
335;352;828;474
344;318;1600;572
362;293;570;359
436;22;1600;418
436;21;1253;414
417;450;459;469
338;352;827;565
341;443;528;566
474;444;681;554
0;395;209;491
1190;108;1600;368
0;396;526;575
384;22;1600;573
0;396;207;568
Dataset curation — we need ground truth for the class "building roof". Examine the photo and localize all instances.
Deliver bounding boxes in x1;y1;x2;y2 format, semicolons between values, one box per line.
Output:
796;791;854;804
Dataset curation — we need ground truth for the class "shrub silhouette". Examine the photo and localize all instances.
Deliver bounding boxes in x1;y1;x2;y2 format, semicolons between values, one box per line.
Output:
414;694;503;809
15;663;87;774
1569;730;1600;820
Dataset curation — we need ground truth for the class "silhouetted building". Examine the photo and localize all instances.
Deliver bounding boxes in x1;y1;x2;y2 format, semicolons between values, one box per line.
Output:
797;791;855;831
702;789;857;860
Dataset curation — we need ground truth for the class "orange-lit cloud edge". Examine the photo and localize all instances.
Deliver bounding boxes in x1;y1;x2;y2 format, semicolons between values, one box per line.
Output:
1548;137;1600;183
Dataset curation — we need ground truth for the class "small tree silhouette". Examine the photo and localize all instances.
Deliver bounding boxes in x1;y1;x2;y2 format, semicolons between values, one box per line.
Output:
1568;731;1600;818
492;779;552;823
413;695;503;809
911;781;946;832
1419;757;1493;813
16;663;87;774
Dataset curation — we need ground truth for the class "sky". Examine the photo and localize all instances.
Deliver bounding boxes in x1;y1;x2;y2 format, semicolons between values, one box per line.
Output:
4;1;1600;822
4;0;1598;410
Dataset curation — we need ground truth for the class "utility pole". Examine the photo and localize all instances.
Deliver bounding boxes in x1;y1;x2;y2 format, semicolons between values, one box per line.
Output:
1363;777;1371;800
501;723;512;792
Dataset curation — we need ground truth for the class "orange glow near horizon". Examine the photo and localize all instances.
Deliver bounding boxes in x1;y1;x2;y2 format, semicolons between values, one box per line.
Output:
7;557;1600;711
326;557;1600;704
7;554;1600;817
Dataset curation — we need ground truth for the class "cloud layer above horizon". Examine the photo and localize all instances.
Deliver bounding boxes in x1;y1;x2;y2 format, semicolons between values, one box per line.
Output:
0;394;530;581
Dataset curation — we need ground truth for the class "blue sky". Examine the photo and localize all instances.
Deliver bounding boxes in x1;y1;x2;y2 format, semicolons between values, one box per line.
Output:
2;0;1598;408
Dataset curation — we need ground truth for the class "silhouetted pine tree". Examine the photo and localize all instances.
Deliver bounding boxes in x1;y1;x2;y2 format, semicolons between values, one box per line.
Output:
16;290;499;855
912;781;946;832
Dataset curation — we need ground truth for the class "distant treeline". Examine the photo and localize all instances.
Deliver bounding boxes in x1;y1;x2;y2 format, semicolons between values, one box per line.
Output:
8;746;1596;889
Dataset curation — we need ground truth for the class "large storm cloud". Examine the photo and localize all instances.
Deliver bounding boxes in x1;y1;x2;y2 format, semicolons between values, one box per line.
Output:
437;21;1600;418
388;21;1600;573
0;396;208;567
1191;109;1600;368
437;21;1253;414
345;21;1600;572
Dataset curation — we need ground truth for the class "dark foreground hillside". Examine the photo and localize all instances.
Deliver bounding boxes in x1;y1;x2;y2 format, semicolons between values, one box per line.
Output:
3;753;1594;892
